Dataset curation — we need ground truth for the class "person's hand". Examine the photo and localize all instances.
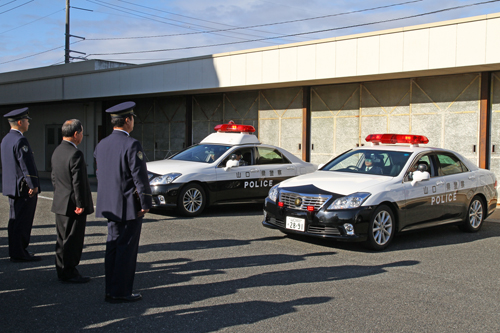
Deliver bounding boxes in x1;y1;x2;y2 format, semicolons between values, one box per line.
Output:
138;209;149;218
75;207;84;215
28;187;38;197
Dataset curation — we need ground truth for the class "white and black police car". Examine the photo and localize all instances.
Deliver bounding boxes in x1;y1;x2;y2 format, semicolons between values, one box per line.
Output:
262;134;498;250
146;121;317;216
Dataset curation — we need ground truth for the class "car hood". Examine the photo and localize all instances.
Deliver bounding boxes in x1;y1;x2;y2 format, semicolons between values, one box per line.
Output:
278;170;394;195
146;159;213;175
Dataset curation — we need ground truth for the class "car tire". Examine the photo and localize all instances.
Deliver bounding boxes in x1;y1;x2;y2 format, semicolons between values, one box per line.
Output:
177;183;206;217
364;204;395;251
459;195;484;233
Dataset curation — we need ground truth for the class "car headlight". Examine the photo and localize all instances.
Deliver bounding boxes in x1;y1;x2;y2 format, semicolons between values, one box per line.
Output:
328;192;371;210
268;184;279;202
150;173;182;185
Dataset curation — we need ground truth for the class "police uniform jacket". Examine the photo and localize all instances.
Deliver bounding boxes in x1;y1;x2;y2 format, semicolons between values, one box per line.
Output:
1;129;40;197
51;140;94;216
94;130;152;222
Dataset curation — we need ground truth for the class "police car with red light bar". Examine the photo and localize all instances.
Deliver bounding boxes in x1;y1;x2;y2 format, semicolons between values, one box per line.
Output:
262;134;498;250
146;121;317;216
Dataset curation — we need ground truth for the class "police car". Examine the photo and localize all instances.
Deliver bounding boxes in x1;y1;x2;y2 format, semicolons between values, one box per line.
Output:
146;121;317;216
262;134;498;250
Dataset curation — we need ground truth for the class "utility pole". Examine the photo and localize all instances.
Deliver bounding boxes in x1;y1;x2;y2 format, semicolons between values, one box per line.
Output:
65;0;70;63
64;1;88;64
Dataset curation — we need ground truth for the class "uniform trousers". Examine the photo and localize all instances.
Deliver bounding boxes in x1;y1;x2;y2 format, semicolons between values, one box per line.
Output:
8;195;37;259
55;213;87;279
105;217;143;297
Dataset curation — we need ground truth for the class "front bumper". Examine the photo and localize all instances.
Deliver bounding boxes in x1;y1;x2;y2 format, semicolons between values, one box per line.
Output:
262;197;374;242
150;183;184;208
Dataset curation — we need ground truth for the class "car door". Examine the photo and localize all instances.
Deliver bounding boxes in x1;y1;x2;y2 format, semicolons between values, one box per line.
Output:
215;147;262;201
255;146;297;197
402;153;447;228
435;152;476;219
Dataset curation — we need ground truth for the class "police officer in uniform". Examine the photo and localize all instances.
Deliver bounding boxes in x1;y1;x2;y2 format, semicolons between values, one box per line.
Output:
1;107;41;262
94;102;152;303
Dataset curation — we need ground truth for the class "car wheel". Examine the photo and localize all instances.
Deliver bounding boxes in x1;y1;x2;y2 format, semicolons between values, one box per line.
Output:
459;196;484;233
364;205;395;251
177;183;206;217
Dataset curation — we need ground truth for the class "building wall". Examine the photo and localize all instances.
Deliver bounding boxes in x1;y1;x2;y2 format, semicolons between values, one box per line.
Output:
1;71;498;180
310;73;481;166
132;96;186;161
491;71;500;176
0;102;97;175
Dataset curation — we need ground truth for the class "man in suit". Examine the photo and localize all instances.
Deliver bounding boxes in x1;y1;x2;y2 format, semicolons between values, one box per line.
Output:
51;119;93;283
94;102;152;303
1;107;41;262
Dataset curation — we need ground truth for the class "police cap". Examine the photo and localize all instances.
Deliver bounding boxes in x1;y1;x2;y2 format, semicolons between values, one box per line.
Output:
4;107;31;121
106;101;137;118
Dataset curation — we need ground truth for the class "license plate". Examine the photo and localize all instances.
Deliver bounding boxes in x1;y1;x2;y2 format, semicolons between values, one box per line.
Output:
286;216;305;232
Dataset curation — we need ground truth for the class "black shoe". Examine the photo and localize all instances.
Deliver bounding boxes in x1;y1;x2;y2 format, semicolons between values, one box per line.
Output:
10;254;42;262
105;293;142;303
60;275;91;284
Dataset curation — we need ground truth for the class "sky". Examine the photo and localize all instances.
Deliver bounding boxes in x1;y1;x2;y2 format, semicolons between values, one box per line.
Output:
1;0;500;74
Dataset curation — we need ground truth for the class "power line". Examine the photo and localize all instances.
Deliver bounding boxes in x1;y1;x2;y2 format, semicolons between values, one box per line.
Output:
0;8;64;35
84;0;288;44
0;0;33;15
0;1;17;9
115;0;324;39
0;40;83;65
86;0;424;41
88;0;500;56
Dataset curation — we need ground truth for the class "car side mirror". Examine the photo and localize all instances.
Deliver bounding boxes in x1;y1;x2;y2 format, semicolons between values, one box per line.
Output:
411;171;430;186
224;159;240;171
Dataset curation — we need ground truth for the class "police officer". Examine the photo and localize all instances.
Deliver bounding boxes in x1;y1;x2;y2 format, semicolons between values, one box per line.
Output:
1;107;41;262
94;102;152;303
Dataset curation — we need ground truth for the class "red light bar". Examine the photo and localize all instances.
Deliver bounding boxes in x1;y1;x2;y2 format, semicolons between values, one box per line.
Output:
214;120;255;133
365;134;429;145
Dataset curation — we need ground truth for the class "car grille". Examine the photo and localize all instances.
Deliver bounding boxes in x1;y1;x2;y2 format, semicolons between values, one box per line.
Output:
268;217;285;228
279;191;331;211
307;225;341;235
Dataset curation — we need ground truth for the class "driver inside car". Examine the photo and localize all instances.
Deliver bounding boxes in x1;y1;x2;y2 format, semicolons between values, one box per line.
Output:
363;154;383;174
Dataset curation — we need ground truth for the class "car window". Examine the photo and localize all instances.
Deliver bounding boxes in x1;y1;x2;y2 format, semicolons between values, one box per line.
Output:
170;144;231;163
436;153;467;176
406;154;435;181
256;147;291;165
322;150;411;177
219;148;254;168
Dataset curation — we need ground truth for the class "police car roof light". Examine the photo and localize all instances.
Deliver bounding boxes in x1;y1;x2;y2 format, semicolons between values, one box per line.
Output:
214;121;255;133
365;134;429;145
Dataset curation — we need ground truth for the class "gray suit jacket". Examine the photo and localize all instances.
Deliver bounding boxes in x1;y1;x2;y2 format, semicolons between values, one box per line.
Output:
51;140;94;216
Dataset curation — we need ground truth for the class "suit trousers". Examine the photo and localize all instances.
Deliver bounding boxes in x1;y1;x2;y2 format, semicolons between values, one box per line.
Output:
55;213;87;279
105;217;143;297
8;195;37;259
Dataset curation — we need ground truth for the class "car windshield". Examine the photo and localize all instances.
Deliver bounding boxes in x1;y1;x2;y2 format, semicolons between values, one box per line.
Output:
169;144;232;163
322;149;412;177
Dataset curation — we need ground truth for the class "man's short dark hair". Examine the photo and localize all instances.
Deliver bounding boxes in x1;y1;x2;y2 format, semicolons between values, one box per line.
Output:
61;119;83;137
111;115;132;128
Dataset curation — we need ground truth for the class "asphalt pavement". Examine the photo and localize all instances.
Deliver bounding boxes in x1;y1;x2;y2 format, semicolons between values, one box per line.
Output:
1;177;500;332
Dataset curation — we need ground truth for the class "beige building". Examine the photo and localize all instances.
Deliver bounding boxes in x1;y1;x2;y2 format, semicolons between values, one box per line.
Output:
1;12;500;177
